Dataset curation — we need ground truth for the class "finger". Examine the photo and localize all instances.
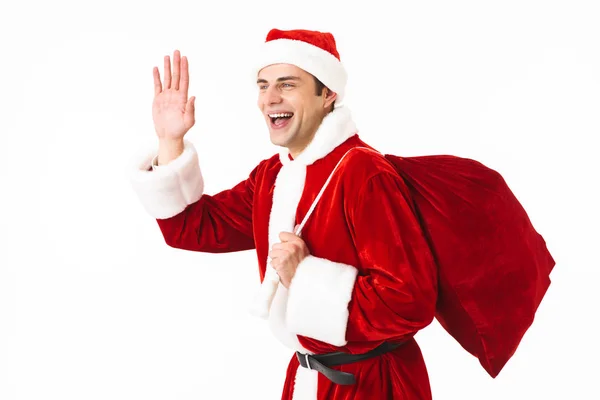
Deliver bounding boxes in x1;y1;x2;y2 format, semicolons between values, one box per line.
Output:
272;242;297;254
269;257;281;269
269;249;289;260
172;50;181;91
271;243;286;250
153;67;162;96
164;55;172;89
180;55;189;98
279;231;300;242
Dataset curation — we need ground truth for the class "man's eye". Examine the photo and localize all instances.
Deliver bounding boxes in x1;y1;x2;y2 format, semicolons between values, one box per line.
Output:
259;85;267;90
282;83;294;88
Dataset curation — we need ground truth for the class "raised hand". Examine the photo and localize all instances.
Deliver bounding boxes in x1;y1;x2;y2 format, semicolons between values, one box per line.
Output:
152;49;196;142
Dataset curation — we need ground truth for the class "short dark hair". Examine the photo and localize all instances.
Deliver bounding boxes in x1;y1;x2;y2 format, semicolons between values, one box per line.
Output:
313;76;326;96
313;75;335;112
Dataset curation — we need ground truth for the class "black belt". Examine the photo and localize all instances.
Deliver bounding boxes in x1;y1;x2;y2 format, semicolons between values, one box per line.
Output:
296;341;403;385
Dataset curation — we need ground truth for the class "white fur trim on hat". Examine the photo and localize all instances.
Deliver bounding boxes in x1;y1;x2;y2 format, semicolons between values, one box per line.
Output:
254;38;348;106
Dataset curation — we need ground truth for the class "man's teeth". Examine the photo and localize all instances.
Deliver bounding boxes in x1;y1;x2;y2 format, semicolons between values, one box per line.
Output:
268;113;293;118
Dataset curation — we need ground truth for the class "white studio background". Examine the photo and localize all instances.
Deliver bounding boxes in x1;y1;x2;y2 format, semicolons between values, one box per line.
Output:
0;0;598;399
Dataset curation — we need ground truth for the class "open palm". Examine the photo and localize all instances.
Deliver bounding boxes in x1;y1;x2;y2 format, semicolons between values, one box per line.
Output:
152;50;196;140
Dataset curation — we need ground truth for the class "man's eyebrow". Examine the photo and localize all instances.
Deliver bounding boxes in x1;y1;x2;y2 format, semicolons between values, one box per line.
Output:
256;76;302;84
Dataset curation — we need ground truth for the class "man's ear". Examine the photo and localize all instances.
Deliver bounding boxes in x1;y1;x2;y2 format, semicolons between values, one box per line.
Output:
323;88;337;110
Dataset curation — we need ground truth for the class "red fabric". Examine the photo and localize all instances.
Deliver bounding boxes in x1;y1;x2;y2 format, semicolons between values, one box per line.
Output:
294;149;437;352
281;338;432;399
383;154;556;377
153;135;554;397
156;167;257;253
266;28;341;60
156;135;436;399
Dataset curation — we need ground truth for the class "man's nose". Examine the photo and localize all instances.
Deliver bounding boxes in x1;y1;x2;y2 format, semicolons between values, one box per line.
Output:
263;86;282;105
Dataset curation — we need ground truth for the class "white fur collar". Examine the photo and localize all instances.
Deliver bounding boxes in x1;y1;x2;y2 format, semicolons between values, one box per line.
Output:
257;105;358;366
278;105;358;166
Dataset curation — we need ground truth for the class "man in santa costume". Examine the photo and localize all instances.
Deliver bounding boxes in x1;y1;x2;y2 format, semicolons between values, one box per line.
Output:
130;28;439;399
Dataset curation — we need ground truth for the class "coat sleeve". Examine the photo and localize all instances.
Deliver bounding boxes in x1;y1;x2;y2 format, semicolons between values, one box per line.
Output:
129;140;256;253
286;171;438;346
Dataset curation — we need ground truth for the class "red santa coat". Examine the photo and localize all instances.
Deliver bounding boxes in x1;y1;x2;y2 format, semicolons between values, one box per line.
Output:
130;106;438;400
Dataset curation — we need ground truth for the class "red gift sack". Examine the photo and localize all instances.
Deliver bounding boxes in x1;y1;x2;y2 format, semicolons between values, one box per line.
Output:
301;146;556;377
383;153;556;377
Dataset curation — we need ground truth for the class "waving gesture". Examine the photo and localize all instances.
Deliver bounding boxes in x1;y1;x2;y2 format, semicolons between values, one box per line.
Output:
152;50;196;164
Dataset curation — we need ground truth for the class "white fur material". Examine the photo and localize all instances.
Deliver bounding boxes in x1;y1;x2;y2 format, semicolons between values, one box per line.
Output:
268;283;310;352
248;160;308;319
279;106;357;167
287;255;358;347
268;161;307;258
258;106;358;399
292;367;319;400
254;38;348;107
251;105;358;319
128;140;204;219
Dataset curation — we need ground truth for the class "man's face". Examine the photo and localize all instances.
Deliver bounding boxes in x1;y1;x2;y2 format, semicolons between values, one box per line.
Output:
256;63;335;157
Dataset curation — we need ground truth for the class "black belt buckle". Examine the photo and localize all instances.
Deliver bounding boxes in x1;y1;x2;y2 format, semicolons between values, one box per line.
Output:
295;342;404;386
302;353;312;370
296;351;357;385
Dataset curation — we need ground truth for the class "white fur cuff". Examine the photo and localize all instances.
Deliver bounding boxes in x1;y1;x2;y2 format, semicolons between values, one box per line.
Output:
128;140;204;219
286;255;358;347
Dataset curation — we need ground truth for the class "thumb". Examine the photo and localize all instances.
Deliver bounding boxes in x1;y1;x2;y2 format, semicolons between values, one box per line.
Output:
187;96;195;113
294;224;302;236
184;96;196;126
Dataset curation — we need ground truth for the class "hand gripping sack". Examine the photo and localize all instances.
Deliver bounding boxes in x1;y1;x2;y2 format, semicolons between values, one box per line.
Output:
308;147;556;378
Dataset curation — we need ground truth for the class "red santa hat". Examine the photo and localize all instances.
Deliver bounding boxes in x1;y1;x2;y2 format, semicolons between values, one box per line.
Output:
254;28;348;107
